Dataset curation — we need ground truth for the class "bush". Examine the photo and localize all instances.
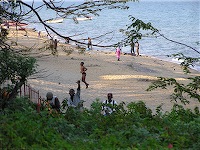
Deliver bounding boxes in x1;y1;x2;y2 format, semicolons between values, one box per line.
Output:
0;99;199;149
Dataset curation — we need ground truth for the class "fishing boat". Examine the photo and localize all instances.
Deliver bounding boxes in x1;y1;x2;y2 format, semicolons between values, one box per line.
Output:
76;16;92;21
1;21;28;27
45;18;64;23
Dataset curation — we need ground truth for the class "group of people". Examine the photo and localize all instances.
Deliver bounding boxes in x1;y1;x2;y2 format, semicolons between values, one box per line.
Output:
87;37;140;59
46;91;117;116
116;40;140;61
45;61;117;115
46;84;117;116
44;39;141;114
45;35;139;62
45;80;81;112
131;40;140;56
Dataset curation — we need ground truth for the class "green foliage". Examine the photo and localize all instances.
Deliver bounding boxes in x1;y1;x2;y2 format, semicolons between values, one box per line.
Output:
147;52;200;105
1;98;199;149
0;50;37;84
0;27;8;41
0;1;199;149
0;97;71;149
120;15;159;46
147;76;200;104
0;49;37;110
3;97;36;113
0;19;38;106
170;53;200;74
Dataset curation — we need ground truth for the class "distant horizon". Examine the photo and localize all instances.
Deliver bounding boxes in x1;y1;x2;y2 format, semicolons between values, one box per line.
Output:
21;0;199;2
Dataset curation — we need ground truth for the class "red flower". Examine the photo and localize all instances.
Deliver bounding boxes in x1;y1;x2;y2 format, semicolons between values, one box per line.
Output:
168;143;173;149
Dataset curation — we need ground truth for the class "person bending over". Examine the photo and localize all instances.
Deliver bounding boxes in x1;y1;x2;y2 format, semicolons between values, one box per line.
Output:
46;92;60;112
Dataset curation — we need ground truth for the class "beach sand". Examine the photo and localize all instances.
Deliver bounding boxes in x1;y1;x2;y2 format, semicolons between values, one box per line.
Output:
7;28;200;112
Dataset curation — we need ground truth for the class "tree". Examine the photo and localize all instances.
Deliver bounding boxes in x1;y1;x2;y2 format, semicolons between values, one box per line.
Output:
120;16;159;47
146;54;200;105
0;0;138;109
120;16;200;105
1;0;138;47
0;42;37;110
0;0;199;109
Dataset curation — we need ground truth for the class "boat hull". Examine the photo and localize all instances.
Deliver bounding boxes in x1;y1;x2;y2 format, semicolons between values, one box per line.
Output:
1;21;28;27
45;18;64;23
76;17;92;21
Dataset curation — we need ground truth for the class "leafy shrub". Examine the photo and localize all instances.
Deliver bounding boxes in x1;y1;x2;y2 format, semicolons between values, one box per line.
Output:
0;98;199;149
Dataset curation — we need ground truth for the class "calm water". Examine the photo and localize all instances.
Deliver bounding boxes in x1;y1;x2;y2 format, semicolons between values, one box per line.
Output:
27;1;200;71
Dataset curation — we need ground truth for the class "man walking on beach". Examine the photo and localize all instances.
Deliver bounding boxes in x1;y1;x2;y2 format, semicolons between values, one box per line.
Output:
80;62;89;88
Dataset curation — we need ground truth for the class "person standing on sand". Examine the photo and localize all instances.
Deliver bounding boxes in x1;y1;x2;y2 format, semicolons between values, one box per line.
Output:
135;41;140;56
80;62;89;88
116;45;121;61
130;40;135;56
87;37;92;50
53;39;58;50
38;31;41;38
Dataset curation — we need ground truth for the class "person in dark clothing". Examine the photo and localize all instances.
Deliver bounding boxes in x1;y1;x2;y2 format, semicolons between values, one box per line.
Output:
46;92;60;112
80;62;89;88
87;37;92;50
130;40;135;56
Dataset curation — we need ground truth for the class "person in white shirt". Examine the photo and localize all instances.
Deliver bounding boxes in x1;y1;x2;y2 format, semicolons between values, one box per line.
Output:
135;41;140;56
102;93;117;116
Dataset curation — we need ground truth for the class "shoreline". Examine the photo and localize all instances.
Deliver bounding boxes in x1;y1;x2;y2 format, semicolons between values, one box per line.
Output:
36;26;200;73
7;27;200;112
10;24;200;73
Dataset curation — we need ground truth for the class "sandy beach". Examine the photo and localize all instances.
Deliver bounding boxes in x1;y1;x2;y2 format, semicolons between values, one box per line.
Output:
7;28;200;112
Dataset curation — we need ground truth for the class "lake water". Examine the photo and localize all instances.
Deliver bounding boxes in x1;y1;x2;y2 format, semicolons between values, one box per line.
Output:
27;1;200;71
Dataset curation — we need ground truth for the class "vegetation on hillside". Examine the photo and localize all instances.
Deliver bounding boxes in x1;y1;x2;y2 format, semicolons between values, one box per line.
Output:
0;0;199;149
0;97;199;149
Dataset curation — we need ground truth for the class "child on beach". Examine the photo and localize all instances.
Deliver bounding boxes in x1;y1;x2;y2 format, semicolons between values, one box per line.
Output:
80;62;89;88
116;46;121;61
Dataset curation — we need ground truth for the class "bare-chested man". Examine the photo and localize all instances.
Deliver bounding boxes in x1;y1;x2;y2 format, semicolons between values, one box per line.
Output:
80;62;89;88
